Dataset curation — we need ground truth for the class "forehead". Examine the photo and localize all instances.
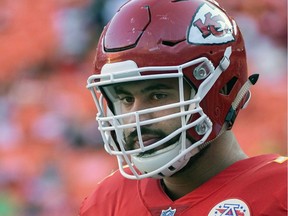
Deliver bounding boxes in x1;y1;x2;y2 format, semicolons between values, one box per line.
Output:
113;78;179;92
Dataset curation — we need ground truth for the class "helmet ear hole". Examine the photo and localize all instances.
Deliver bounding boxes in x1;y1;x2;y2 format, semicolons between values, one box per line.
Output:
220;76;238;95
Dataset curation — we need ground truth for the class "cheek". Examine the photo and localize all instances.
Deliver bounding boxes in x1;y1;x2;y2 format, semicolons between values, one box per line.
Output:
122;106;183;134
156;107;183;130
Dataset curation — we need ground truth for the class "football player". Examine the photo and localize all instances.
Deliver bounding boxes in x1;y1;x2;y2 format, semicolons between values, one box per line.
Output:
80;0;287;215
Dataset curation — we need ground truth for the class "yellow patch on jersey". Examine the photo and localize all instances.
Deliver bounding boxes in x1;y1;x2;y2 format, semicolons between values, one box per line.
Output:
274;156;288;164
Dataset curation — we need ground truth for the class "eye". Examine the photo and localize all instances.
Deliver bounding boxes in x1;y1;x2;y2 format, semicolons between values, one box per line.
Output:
152;93;167;100
119;95;134;105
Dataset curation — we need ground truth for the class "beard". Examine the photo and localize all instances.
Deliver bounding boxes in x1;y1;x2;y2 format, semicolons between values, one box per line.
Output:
124;126;181;157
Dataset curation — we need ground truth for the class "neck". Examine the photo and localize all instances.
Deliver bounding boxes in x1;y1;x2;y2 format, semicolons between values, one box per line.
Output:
162;131;248;200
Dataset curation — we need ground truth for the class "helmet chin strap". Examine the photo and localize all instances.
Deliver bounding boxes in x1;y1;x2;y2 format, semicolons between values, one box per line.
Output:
225;74;259;129
200;74;260;149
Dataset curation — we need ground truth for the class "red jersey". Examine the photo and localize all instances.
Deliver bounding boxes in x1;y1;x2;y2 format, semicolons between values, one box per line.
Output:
80;154;287;216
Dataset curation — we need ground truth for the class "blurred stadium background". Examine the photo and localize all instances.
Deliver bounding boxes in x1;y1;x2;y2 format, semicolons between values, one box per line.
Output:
0;0;286;215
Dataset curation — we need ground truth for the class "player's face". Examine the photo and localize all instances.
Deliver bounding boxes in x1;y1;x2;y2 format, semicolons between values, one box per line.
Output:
110;78;191;155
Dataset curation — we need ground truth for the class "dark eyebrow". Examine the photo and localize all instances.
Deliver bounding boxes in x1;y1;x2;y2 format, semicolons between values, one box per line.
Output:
141;84;173;93
114;83;173;95
114;87;131;95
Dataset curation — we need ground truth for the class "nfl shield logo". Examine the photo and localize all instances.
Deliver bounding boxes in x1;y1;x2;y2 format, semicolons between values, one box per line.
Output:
161;207;176;216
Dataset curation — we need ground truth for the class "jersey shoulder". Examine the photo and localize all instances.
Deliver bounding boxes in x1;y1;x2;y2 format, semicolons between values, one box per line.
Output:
232;155;287;200
188;155;287;215
251;155;287;178
79;169;139;215
235;154;287;184
233;155;287;214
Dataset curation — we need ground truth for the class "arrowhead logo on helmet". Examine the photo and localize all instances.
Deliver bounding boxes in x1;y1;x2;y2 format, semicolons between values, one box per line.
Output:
188;3;235;45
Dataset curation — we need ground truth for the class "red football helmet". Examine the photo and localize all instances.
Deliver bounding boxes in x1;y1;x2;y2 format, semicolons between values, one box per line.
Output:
87;0;258;179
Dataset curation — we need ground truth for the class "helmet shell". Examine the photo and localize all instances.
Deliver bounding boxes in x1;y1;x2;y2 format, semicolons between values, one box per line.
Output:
94;0;247;143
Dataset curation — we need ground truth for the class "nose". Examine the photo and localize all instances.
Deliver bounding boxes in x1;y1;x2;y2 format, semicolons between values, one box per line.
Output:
124;98;154;125
121;99;154;139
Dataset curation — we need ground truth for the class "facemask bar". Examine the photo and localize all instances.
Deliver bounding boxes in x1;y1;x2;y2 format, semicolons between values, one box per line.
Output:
87;46;232;179
99;99;204;155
